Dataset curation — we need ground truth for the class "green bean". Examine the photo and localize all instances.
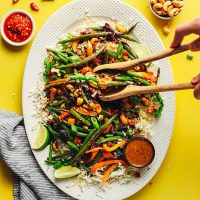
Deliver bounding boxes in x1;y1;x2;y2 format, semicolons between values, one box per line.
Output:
52;99;66;106
87;151;102;167
108;50;118;58
61;49;76;56
154;94;164;118
96;136;122;144
115;75;133;81
70;128;97;164
154;105;163;118
49;142;53;162
48;49;69;64
105;134;114;137
55;44;107;68
127;129;133;137
91;117;99;129
67;141;79;152
46;105;63;114
76;126;91;133
46;124;59;137
117;41;123;59
70;108;92;127
123;44;138;59
58;32;110;44
77;132;87;137
68;55;81;63
68;74;97;82
53;161;70;169
127;70;143;78
120;34;138;42
101;110;112;117
51;150;72;160
71;124;77;137
44;56;51;70
115;132;125;137
53;161;63;169
101;81;130;86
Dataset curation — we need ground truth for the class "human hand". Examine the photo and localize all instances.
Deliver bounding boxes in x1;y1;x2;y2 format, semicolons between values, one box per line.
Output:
171;17;200;51
192;74;200;99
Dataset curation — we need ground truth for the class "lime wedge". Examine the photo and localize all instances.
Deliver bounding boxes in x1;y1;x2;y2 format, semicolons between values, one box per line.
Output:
32;125;50;150
131;44;152;58
54;166;81;179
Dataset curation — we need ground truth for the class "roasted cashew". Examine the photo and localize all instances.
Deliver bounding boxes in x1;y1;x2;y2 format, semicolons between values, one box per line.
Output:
153;3;163;13
168;7;179;17
172;0;184;8
150;0;158;4
163;1;172;11
167;5;174;16
158;0;165;4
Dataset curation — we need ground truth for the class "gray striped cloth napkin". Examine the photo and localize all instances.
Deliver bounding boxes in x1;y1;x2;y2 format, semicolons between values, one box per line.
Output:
0;109;74;200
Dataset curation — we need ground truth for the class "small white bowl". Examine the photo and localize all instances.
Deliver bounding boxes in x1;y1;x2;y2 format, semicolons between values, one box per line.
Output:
149;0;184;20
0;10;35;46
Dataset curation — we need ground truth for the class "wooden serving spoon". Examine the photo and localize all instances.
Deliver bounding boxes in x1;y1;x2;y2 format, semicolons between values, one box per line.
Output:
99;82;194;101
93;44;190;72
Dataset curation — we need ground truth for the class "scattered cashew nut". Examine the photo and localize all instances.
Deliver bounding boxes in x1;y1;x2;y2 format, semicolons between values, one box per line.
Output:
162;23;170;35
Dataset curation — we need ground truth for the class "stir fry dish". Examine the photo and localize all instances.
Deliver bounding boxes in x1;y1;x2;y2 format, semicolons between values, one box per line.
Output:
34;22;164;185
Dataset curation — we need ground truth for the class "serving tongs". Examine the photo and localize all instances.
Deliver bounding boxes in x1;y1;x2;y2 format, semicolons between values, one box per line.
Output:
93;43;195;101
93;44;189;72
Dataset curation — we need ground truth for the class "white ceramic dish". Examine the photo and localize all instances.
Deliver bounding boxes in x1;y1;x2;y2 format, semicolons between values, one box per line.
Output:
22;0;175;199
0;9;35;46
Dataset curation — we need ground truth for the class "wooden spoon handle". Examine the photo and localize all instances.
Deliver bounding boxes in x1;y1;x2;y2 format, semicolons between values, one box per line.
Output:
130;43;190;68
100;82;195;101
126;82;195;96
93;44;190;72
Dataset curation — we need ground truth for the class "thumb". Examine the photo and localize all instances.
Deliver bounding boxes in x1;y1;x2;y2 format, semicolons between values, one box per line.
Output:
189;37;200;51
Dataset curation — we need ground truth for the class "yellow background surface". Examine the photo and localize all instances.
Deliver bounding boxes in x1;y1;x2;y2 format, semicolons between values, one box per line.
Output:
0;0;200;200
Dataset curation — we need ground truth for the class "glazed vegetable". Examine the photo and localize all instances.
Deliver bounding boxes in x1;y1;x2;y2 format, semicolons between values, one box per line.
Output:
38;22;163;184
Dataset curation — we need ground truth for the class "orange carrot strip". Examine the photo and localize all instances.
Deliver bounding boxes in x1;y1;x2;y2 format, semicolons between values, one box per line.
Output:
50;88;57;103
85;147;104;154
98;155;105;162
102;151;116;159
86;150;99;163
103;124;112;134
48;78;68;84
102;164;118;183
103;140;126;152
90;159;128;174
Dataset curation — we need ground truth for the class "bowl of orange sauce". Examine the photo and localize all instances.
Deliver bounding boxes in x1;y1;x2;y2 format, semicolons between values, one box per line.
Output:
124;137;155;168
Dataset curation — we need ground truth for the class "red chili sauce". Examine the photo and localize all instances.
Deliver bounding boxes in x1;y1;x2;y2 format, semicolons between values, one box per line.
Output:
4;12;32;43
124;138;154;167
